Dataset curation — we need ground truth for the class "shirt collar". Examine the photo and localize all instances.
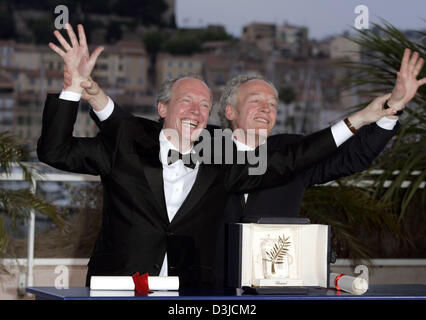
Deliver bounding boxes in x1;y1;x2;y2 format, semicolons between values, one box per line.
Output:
232;133;267;151
159;130;197;167
232;135;255;151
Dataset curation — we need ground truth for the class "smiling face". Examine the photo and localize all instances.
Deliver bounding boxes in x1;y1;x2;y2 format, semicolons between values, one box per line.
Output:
158;77;211;150
226;79;278;140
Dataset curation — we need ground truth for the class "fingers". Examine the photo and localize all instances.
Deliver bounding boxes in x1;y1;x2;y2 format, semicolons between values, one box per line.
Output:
400;48;410;75
52;23;89;53
383;107;398;118
380;97;403;117
88;46;104;66
53;30;72;51
399;48;424;81
376;93;392;104
65;23;79;48
80;80;92;89
81;91;90;101
77;24;88;48
413;58;424;77
408;51;419;74
80;78;97;90
81;78;100;97
368;93;400;118
48;42;66;57
369;93;391;110
418;77;426;87
87;84;99;95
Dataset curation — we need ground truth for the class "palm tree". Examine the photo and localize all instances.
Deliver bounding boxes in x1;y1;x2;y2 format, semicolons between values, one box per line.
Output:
301;21;425;262
0;131;64;260
339;21;425;220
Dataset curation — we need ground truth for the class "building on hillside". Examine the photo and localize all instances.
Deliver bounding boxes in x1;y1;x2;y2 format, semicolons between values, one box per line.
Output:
155;53;204;88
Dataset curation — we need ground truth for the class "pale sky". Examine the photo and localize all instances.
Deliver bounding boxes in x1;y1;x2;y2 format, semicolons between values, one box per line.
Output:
175;0;425;40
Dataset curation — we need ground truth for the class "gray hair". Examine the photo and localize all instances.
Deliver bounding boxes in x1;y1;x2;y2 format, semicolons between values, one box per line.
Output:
157;74;213;124
218;74;279;129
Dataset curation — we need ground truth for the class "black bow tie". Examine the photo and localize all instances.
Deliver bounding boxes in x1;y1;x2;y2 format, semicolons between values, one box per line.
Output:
167;149;197;169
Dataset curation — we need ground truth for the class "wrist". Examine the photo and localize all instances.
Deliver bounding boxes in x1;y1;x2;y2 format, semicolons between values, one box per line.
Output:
387;99;404;110
65;84;84;94
66;75;86;94
87;89;108;112
384;99;403;117
347;112;365;130
385;115;399;120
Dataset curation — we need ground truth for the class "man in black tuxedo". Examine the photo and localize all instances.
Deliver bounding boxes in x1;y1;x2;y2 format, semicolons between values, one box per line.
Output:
219;47;426;218
40;24;412;288
219;74;401;220
214;55;425;285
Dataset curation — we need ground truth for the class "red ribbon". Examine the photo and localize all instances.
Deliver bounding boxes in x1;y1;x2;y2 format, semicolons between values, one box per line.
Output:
132;272;150;294
334;273;346;291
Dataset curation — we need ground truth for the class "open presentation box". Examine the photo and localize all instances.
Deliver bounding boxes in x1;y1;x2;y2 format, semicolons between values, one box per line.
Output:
227;218;331;292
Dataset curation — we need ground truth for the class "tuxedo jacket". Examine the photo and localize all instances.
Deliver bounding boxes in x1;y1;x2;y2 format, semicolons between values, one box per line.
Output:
38;94;340;288
215;122;398;287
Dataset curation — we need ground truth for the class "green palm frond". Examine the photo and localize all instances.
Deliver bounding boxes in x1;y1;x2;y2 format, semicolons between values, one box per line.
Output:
0;131;64;260
336;20;426;219
0;189;65;229
0;216;8;257
301;184;402;262
0;132;25;172
0;131;40;188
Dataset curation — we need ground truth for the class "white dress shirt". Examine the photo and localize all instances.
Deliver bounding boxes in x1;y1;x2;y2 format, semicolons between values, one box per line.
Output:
59;90;397;274
157;130;200;276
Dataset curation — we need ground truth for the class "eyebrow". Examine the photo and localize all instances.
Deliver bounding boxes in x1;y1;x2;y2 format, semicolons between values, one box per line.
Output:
248;92;261;97
248;92;277;101
181;94;211;104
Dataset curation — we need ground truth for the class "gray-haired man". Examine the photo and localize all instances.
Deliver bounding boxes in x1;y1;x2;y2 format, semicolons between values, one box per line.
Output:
46;24;414;288
215;52;424;285
219;50;424;218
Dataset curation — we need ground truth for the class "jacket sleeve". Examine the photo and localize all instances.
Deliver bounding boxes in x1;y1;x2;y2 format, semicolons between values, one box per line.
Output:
37;94;117;176
89;101;135;128
224;126;338;192
301;122;399;187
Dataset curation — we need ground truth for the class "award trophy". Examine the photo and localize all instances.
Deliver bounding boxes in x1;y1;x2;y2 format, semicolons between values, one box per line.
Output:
227;218;331;293
261;234;292;282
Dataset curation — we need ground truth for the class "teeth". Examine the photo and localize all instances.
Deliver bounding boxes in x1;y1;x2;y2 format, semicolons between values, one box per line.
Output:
182;120;198;128
255;118;268;123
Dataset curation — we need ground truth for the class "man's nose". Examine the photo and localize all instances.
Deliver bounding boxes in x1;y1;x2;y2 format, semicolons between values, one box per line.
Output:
258;101;270;113
189;102;201;114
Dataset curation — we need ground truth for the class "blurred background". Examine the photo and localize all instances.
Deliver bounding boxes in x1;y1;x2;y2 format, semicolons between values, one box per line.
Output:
0;0;425;299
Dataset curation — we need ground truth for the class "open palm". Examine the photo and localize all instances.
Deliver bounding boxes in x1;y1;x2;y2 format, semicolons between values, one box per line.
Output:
389;48;426;108
49;24;103;84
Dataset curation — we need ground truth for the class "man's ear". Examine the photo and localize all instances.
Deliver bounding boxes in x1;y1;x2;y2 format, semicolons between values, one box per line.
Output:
158;102;167;119
225;105;236;120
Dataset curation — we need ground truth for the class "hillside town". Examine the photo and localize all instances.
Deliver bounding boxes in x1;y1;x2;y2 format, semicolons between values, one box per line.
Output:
0;0;422;155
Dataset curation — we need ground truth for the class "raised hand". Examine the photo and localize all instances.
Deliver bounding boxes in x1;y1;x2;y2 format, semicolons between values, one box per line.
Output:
49;23;104;94
348;93;400;129
388;48;426;110
64;67;108;111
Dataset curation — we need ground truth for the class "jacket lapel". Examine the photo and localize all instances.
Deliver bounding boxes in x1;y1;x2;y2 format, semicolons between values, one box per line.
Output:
170;164;219;226
143;165;169;224
132;124;170;225
243;191;260;214
131;121;220;226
